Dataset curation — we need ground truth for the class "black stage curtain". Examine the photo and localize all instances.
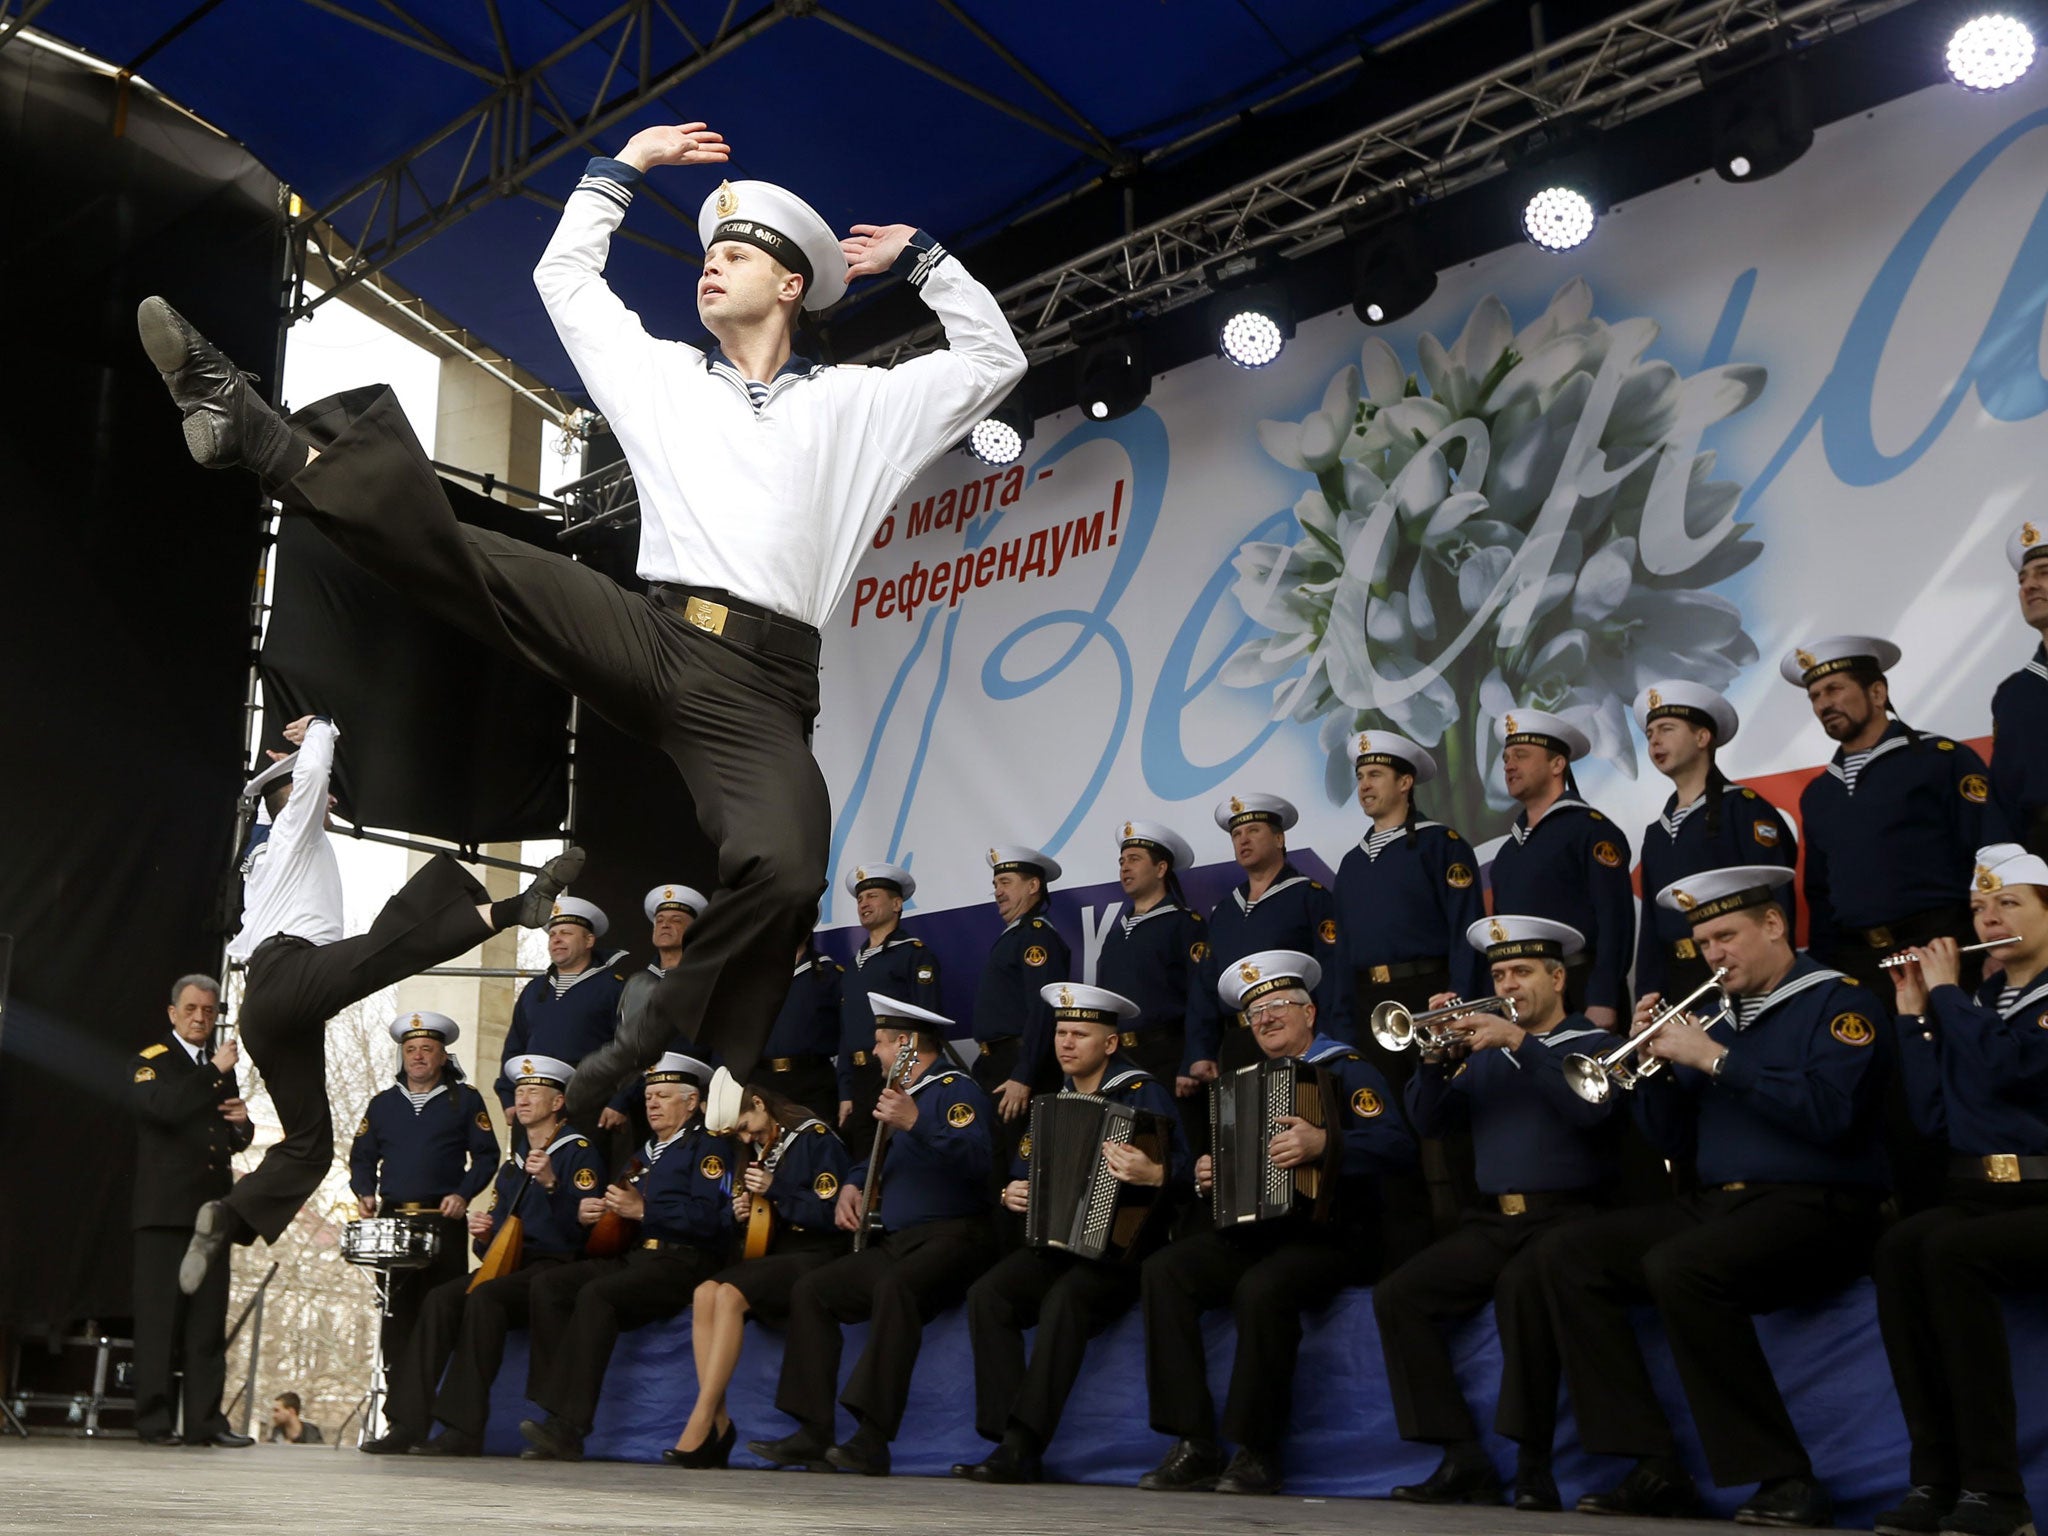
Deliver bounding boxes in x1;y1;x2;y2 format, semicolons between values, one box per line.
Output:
0;49;285;1331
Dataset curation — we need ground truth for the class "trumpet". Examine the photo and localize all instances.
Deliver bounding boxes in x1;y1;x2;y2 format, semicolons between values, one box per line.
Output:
1370;994;1517;1054
1877;937;2016;970
1563;970;1734;1104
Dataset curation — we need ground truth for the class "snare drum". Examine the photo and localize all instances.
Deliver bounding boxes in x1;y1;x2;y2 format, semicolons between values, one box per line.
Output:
341;1217;442;1270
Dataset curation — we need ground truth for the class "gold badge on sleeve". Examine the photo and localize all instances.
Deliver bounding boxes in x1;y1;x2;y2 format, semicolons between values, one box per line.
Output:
1830;1013;1875;1048
946;1101;977;1128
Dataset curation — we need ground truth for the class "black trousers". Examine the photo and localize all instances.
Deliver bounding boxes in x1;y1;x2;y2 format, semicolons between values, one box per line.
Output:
1141;1222;1375;1451
1874;1182;2048;1497
1352;967;1473;1261
285;386;828;1111
132;1225;232;1440
230;855;489;1242
526;1247;722;1433
386;1258;562;1438
1371;1203;1597;1450
776;1216;997;1439
378;1216;468;1391
966;1246;1141;1445
842;1060;883;1162
1534;1184;1884;1486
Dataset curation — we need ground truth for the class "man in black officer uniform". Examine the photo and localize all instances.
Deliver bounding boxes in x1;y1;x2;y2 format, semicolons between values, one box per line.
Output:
361;1055;605;1456
496;897;629;1125
1374;918;1618;1511
1990;520;2048;856
1535;865;1890;1526
974;846;1071;1176
1487;708;1634;1029
520;1052;733;1461
1096;820;1208;1143
753;994;997;1477
1140;949;1415;1497
131;975;254;1448
762;937;842;1124
954;983;1193;1483
837;862;941;1158
347;1010;498;1397
1873;842;2048;1536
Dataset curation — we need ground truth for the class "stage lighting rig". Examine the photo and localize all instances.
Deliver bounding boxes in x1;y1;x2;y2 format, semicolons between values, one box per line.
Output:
1206;255;1294;369
967;389;1034;466
1506;121;1604;254
1947;12;2036;89
1074;325;1150;421
1703;37;1814;182
1346;210;1437;326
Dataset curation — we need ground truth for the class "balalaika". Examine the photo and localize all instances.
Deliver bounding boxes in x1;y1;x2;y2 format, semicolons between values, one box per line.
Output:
1023;1092;1170;1262
1209;1058;1335;1227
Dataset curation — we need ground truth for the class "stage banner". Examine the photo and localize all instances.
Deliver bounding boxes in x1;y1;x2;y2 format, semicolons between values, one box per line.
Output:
814;76;2048;1022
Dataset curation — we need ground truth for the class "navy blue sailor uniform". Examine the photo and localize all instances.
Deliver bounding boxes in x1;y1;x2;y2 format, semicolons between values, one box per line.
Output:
1142;1033;1415;1457
973;899;1071;1099
1375;1014;1618;1456
1184;866;1348;1074
1488;801;1636;1015
382;1128;606;1444
775;1066;999;1443
1990;643;2048;856
838;927;942;1158
1636;775;1797;1001
1876;948;2048;1506
706;1119;855;1322
757;953;842;1124
497;956;630;1114
1539;956;1891;1490
1095;900;1206;1115
526;1120;738;1439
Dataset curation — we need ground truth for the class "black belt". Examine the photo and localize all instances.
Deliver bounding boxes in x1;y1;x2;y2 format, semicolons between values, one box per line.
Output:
1950;1153;2048;1183
1488;1190;1601;1216
389;1202;459;1217
1118;1029;1180;1049
254;933;316;955
1671;938;1699;960
649;583;820;666
763;1054;831;1073
637;1236;701;1254
1852;906;1973;950
1357;958;1449;985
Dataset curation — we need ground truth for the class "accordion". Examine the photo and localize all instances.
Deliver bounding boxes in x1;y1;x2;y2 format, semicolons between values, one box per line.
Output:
1023;1092;1171;1262
1209;1057;1335;1228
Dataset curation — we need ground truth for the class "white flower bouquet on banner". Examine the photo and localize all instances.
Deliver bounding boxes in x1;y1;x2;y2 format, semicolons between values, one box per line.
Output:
1224;278;1768;835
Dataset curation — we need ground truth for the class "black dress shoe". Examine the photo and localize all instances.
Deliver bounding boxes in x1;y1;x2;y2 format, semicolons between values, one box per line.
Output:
749;1429;833;1471
1216;1446;1283;1495
1391;1446;1505;1505
953;1441;1044;1484
1736;1474;1834;1528
360;1429;420;1456
1876;1486;1957;1536
409;1429;481;1457
825;1427;892;1477
518;1417;584;1462
1139;1437;1227;1492
137;1431;182;1447
136;298;306;482
192;1430;254;1449
1578;1457;1700;1518
1515;1468;1564;1512
1940;1491;2038;1536
179;1201;235;1296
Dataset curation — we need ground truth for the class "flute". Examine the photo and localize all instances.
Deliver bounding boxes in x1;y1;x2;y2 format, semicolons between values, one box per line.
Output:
1877;937;2019;970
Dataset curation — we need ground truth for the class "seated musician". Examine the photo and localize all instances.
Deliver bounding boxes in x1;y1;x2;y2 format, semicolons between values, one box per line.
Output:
1533;865;1890;1525
348;1010;497;1405
751;993;996;1476
1374;917;1617;1512
665;1066;855;1467
518;1051;733;1461
1874;843;2048;1536
360;1055;602;1456
953;983;1194;1484
1138;948;1414;1496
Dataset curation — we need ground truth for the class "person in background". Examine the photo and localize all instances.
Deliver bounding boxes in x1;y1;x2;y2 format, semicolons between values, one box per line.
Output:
267;1392;324;1445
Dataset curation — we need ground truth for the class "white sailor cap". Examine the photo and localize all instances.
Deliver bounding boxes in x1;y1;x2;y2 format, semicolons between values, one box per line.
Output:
644;884;707;924
1352;730;1438;783
1217;949;1322;1013
388;1010;460;1046
1779;635;1901;688
1116;819;1195;870
703;1065;744;1134
1466;915;1587;962
846;862;916;899
697;179;847;311
547;896;609;938
1213;792;1298;832
1039;982;1141;1023
510;1054;574;1089
1496;707;1591;760
867;992;955;1031
644;1050;712;1090
2009;520;2048;571
1633;681;1738;743
988;845;1062;882
1656;865;1796;925
242;751;298;800
1973;843;2048;893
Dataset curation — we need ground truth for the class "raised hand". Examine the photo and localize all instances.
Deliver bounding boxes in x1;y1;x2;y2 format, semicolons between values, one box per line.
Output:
842;223;915;281
618;123;731;174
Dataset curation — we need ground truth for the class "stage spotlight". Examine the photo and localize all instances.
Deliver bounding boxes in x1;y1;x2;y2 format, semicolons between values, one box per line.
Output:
1206;258;1295;369
967;389;1033;466
1521;184;1598;252
1348;215;1437;326
1074;328;1149;421
1947;12;2036;90
1704;40;1814;182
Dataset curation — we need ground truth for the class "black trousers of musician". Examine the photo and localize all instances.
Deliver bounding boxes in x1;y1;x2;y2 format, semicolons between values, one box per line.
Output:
762;1056;839;1128
1142;1222;1377;1451
527;1247;722;1434
387;1258;562;1438
1352;966;1473;1262
1829;907;1980;1216
132;1225;232;1440
842;1054;882;1161
1873;1181;2048;1498
972;1038;1041;1246
230;856;491;1243
1533;1184;1884;1486
1120;1028;1203;1149
283;386;828;1111
776;1217;997;1439
966;1247;1141;1445
379;1216;467;1389
1371;1200;1599;1451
